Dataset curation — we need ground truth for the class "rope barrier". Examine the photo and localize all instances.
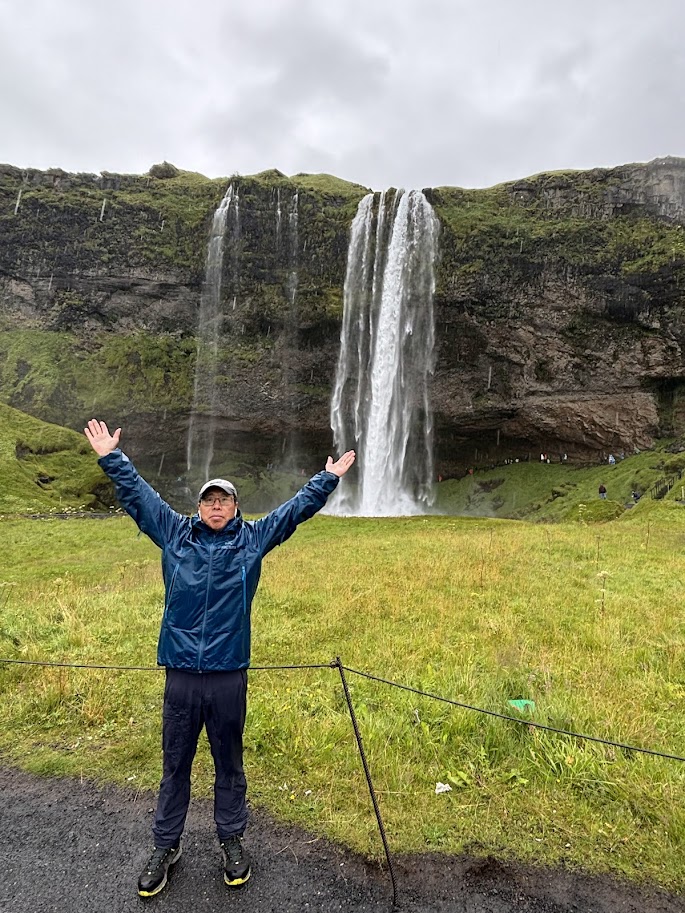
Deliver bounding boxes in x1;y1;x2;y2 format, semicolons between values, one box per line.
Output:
1;656;683;762
0;658;332;672
342;665;685;763
0;658;161;671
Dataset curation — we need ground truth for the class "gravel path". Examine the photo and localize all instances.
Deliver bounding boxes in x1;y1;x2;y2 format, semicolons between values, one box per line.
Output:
1;767;683;913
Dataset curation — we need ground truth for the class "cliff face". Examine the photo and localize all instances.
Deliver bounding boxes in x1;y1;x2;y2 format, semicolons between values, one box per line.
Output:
0;166;362;477
1;158;685;484
429;157;685;470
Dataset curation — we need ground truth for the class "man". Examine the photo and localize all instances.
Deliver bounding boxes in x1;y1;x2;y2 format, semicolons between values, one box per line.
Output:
84;419;355;897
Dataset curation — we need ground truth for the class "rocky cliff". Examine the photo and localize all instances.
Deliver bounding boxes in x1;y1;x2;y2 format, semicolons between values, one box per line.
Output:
429;158;685;473
1;158;684;491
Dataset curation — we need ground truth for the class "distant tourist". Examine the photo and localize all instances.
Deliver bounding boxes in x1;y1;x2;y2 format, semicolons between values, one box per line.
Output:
632;490;641;502
84;419;355;898
608;454;616;466
599;484;607;499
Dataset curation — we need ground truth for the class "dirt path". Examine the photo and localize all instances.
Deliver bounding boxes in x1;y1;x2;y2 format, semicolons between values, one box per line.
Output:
1;767;682;913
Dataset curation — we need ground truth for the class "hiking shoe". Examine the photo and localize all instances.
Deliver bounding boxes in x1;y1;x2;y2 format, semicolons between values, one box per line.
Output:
220;836;251;887
137;845;182;897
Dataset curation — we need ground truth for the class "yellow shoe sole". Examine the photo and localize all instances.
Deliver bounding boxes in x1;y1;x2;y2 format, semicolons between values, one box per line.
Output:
138;847;182;897
224;867;251;888
139;877;168;898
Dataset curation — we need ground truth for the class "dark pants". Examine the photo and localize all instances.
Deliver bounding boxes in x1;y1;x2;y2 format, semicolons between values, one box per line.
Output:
152;668;248;847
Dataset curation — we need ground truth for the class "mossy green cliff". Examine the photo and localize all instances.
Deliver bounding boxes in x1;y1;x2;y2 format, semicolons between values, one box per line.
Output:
1;158;685;485
0;402;113;512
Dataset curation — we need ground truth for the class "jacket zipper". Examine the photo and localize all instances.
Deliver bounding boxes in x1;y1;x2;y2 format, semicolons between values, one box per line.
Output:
241;565;247;615
198;538;216;670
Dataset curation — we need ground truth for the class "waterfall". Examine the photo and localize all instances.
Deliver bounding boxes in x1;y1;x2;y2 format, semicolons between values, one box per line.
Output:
186;183;235;481
275;188;282;251
328;189;439;516
286;191;299;312
281;191;300;466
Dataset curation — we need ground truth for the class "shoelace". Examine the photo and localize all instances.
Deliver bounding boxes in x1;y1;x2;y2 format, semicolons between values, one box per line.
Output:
222;838;243;864
145;847;174;873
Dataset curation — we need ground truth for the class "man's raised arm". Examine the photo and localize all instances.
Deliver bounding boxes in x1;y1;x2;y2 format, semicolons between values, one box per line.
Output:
255;450;356;555
85;418;182;548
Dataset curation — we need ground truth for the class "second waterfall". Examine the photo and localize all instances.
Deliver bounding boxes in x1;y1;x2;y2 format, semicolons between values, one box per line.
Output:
328;190;440;516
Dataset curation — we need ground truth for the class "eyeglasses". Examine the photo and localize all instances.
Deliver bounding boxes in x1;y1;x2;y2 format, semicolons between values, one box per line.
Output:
200;495;235;506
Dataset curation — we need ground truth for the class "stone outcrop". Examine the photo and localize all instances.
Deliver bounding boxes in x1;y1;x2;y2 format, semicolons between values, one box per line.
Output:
1;159;685;484
509;156;685;222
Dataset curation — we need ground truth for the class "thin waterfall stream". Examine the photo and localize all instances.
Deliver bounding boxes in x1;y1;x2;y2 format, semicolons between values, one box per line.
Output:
186;183;236;481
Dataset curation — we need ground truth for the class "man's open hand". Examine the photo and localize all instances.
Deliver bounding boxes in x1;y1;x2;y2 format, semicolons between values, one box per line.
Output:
84;419;121;457
325;450;356;478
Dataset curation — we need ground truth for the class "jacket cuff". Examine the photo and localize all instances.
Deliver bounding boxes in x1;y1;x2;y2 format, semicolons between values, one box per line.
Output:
98;449;127;469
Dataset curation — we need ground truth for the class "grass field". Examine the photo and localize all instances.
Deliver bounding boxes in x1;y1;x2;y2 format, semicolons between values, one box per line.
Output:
1;500;685;889
434;445;685;522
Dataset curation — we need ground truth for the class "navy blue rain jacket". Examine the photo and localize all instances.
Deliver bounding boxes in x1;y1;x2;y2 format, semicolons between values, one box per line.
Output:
99;450;339;671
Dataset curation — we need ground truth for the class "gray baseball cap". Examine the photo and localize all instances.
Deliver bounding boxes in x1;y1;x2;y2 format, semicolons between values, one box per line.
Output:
198;478;238;500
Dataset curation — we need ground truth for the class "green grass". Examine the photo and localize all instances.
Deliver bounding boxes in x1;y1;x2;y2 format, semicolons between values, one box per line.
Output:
0;402;112;511
434;447;685;522
1;504;685;889
288;172;371;199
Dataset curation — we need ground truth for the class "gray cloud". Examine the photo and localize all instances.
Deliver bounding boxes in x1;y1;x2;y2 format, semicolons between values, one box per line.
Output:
0;0;683;188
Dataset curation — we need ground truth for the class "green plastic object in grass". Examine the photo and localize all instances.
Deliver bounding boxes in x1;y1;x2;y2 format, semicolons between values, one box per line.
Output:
508;699;536;712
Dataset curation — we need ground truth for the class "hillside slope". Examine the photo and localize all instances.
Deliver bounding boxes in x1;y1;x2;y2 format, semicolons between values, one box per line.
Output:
0;404;113;513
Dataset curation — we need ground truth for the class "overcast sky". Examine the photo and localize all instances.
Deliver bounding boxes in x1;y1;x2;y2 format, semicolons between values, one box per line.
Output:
1;0;683;190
